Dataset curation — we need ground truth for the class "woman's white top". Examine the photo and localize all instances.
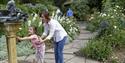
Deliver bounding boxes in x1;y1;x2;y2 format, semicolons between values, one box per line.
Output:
42;19;67;42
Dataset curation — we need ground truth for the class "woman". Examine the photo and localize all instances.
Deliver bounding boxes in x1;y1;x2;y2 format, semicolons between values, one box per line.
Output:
39;11;67;63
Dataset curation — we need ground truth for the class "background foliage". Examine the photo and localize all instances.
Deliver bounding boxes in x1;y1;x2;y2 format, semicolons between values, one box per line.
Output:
82;0;125;62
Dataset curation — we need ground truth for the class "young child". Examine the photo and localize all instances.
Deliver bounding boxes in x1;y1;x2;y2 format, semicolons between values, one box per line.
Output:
17;26;45;63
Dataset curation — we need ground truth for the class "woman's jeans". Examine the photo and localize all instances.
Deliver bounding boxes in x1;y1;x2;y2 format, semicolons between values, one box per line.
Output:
54;36;67;63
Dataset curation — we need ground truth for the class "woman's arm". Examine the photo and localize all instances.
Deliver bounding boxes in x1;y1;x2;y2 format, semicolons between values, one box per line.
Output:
41;23;48;39
43;22;56;42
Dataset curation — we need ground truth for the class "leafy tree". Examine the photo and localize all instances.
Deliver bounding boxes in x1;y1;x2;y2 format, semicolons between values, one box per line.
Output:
87;0;102;12
0;0;8;4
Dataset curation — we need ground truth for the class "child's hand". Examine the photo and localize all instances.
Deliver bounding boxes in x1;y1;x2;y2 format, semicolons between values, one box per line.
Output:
17;36;21;40
16;36;22;42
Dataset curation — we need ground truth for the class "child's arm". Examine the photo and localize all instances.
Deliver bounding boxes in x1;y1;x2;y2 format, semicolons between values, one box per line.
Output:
17;36;33;41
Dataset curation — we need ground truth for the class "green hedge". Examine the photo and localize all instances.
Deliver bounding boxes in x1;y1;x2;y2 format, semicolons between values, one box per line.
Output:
0;0;8;4
71;0;90;21
82;39;112;61
82;0;125;62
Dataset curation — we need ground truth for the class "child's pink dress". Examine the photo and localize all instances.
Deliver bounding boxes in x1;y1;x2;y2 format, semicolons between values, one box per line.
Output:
31;34;45;63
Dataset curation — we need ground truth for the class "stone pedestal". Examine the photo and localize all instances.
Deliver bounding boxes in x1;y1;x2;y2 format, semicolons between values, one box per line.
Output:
4;22;21;63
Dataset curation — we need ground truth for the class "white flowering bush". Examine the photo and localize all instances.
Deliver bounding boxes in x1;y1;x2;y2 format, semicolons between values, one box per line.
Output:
17;13;43;37
83;4;125;62
87;5;125;33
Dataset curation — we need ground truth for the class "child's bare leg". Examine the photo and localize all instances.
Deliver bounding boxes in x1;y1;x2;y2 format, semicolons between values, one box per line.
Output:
33;59;37;63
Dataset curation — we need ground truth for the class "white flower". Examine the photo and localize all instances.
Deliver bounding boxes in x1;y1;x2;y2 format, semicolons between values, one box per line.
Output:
31;13;38;22
116;5;120;8
114;26;117;29
32;17;36;22
115;57;118;59
51;11;55;19
107;14;110;17
38;21;42;27
114;9;116;12
100;13;102;16
28;20;31;26
109;34;112;36
56;9;61;14
101;13;106;17
34;13;38;17
19;28;22;30
111;16;114;18
89;16;94;21
97;12;100;14
60;18;64;22
111;56;114;59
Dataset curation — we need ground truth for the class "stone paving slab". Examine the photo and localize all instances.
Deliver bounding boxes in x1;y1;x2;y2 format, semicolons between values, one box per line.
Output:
65;56;85;63
44;59;55;63
85;58;101;63
45;54;74;61
63;48;79;54
79;26;86;30
72;40;89;49
77;34;93;40
80;30;91;34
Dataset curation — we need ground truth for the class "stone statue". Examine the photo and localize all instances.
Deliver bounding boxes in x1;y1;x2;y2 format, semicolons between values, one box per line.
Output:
6;0;16;16
0;0;28;22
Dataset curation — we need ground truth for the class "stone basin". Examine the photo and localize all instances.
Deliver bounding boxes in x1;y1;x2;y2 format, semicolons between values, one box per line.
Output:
0;10;27;23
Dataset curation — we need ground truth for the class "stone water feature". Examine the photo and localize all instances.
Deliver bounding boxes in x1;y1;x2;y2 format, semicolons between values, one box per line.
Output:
0;0;28;63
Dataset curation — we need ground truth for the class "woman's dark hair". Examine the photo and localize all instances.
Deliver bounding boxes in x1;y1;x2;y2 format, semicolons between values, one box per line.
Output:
39;10;50;20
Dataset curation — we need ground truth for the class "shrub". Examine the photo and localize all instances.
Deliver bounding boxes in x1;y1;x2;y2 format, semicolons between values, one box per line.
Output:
87;4;125;32
16;41;34;56
71;0;90;21
0;0;8;4
0;4;6;9
86;23;96;32
84;1;125;62
101;30;125;48
87;0;102;11
0;51;7;60
82;39;112;61
0;41;7;60
17;4;47;14
17;3;57;15
18;0;54;5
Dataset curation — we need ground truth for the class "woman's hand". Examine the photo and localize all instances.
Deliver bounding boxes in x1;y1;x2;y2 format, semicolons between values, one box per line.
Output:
39;37;45;43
